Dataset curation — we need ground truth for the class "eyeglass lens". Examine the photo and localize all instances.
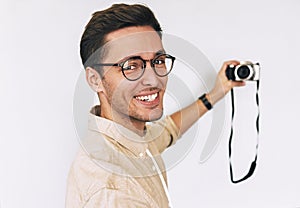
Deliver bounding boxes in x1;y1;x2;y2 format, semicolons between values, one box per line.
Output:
121;54;174;81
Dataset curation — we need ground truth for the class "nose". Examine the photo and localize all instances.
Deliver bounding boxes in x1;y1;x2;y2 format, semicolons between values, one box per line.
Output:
140;61;160;86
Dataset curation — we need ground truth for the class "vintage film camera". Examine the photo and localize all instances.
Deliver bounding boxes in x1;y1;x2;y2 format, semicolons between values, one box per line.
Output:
226;61;260;81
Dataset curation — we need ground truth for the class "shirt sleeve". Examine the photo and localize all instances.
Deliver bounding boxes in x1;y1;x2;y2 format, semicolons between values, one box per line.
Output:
147;115;180;153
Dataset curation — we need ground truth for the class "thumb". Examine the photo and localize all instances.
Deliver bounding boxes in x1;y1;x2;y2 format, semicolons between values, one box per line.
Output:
232;81;246;87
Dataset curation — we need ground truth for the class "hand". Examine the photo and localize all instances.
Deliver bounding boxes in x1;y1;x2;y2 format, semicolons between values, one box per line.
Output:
208;60;246;105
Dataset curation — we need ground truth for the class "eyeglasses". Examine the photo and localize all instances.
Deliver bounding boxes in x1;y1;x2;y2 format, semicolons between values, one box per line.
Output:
93;53;176;81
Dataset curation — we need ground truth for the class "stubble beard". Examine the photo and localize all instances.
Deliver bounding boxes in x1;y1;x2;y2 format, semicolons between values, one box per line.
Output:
128;106;164;122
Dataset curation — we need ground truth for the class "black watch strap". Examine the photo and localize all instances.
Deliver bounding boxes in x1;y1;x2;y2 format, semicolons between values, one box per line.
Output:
199;93;212;110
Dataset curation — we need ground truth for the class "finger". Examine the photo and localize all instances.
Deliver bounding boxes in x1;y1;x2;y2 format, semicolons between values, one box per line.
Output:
232;81;246;87
224;60;240;65
224;61;239;69
221;60;240;71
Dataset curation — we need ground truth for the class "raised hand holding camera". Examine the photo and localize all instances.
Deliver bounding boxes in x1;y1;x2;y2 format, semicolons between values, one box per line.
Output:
226;61;260;81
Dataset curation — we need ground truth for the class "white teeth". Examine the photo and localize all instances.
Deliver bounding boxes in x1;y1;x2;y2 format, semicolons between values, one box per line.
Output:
135;93;158;102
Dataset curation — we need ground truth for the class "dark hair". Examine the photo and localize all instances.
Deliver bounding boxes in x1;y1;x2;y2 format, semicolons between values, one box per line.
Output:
80;3;162;68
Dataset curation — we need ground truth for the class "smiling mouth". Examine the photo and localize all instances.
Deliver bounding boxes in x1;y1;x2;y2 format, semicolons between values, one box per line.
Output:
134;92;158;102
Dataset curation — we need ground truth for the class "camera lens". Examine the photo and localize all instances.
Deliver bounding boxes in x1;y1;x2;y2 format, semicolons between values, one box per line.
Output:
237;66;250;79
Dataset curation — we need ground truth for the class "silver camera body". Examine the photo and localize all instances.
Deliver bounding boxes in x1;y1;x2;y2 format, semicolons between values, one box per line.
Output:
226;61;260;81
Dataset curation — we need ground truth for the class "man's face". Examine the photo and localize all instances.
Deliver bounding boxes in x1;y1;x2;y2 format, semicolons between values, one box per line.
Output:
99;26;167;124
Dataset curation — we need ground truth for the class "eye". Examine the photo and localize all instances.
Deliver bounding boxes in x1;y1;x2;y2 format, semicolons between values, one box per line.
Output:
153;59;165;65
123;64;137;71
122;59;142;71
153;54;167;66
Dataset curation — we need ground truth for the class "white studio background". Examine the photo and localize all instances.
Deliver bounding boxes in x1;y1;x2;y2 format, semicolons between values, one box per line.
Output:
0;0;299;208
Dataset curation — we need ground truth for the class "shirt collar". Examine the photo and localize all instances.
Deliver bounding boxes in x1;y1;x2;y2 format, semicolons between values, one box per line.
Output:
88;105;149;157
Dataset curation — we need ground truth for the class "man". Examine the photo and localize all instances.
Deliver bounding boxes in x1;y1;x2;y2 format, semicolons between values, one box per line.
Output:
66;3;245;208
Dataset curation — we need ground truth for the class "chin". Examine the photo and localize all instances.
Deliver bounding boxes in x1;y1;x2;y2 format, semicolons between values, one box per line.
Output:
132;108;164;122
147;107;164;121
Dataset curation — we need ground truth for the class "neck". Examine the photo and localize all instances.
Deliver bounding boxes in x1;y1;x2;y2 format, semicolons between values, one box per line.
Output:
99;106;146;137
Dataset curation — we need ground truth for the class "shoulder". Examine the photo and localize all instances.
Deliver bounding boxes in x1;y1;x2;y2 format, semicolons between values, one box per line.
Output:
66;147;156;207
67;147;123;188
66;147;123;206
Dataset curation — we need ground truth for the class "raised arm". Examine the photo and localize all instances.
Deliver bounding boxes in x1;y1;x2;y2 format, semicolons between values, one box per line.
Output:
170;60;246;136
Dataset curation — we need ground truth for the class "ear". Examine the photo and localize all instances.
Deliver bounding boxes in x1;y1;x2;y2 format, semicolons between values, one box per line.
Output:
85;67;105;93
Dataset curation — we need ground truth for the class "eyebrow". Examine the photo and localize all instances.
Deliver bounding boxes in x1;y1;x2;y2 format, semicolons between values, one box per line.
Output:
120;49;166;62
93;49;167;67
155;49;166;55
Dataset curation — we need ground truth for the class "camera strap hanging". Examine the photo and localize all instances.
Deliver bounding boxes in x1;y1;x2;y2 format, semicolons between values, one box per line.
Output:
228;80;260;183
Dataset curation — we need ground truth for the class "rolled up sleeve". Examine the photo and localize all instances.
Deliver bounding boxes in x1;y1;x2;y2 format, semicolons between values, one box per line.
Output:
148;116;180;153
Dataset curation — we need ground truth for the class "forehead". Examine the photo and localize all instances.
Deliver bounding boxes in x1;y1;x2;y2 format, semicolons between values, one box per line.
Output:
102;26;163;62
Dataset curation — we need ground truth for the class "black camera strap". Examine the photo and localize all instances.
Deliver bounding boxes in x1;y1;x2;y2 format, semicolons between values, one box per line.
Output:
228;80;260;183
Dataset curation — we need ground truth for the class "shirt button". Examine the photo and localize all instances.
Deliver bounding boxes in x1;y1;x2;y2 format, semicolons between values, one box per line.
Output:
139;152;144;157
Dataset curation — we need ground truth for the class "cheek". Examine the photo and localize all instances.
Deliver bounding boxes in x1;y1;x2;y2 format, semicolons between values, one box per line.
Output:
102;70;124;96
103;78;137;103
102;78;114;99
160;76;168;90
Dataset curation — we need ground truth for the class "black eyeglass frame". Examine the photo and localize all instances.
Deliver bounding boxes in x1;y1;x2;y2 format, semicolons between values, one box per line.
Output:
92;53;176;81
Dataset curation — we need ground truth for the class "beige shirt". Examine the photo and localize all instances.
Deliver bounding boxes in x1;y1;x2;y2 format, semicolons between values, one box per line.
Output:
66;106;179;208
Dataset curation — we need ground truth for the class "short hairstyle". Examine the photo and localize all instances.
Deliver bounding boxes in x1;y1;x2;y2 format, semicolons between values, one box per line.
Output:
80;3;162;69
